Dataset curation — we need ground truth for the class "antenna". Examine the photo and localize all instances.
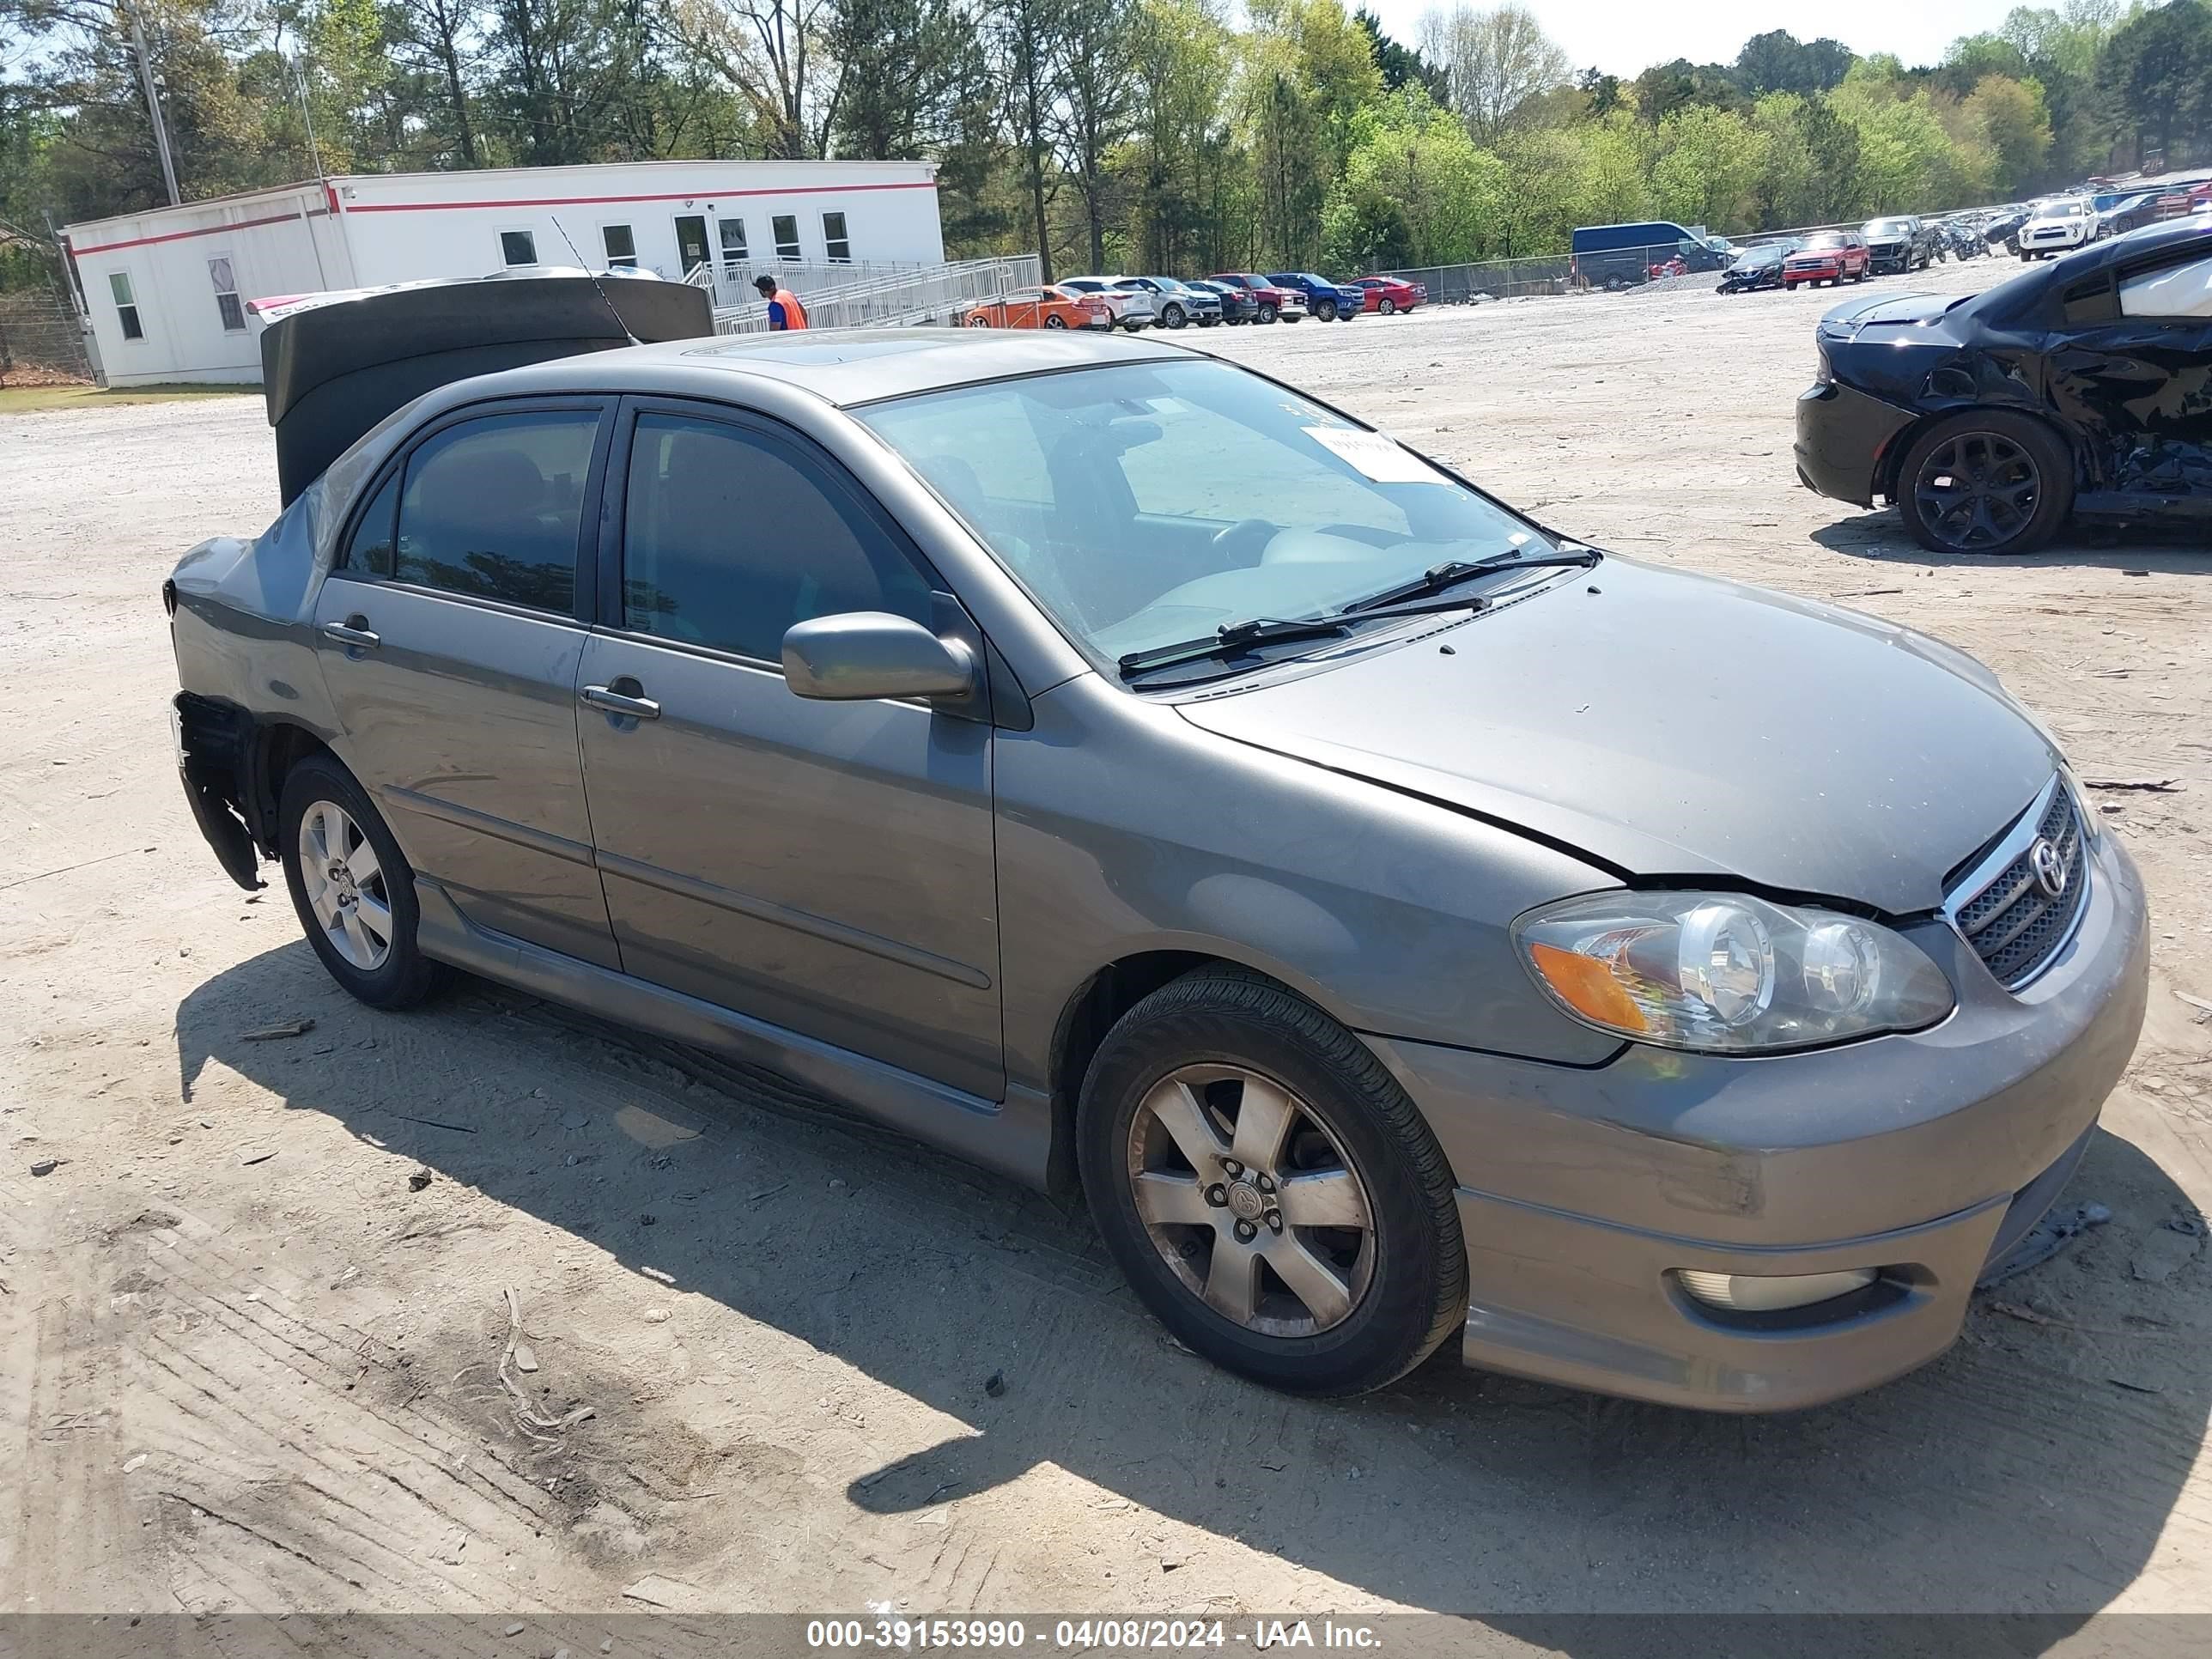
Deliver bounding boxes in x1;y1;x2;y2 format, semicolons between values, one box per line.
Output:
550;215;643;347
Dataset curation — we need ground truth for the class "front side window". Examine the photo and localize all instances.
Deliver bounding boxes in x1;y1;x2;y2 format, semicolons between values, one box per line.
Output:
601;224;637;268
394;410;599;612
2120;253;2212;319
208;256;245;331
500;229;537;266
772;214;801;260
621;413;934;662
109;270;143;341
856;358;1550;665
822;210;851;262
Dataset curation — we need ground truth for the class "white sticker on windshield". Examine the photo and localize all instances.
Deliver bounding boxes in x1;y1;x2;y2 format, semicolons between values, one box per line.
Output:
1303;425;1445;483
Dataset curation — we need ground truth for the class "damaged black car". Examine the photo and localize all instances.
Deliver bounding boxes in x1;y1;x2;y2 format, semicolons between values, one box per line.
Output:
1795;222;2212;554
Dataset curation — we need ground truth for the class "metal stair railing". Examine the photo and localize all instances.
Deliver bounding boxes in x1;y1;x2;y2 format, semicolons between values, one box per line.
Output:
697;254;1042;333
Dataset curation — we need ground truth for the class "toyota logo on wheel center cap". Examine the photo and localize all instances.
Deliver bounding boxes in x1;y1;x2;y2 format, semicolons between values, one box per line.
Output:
2029;837;2068;901
1226;1182;1266;1221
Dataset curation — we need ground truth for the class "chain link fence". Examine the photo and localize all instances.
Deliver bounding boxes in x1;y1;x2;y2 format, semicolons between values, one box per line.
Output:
0;288;94;383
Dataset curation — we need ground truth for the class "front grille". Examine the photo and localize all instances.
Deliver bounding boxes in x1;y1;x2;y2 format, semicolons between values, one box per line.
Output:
1953;783;2089;988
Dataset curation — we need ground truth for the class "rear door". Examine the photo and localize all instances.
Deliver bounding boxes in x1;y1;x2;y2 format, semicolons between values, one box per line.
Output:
2047;246;2212;507
574;399;1003;1097
312;398;620;967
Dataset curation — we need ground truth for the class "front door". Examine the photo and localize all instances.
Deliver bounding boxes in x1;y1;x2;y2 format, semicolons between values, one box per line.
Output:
575;401;1004;1098
672;215;710;277
2048;244;2212;507
312;399;621;968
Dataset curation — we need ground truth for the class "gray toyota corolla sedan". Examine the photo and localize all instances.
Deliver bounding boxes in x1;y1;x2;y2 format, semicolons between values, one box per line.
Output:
168;305;2148;1409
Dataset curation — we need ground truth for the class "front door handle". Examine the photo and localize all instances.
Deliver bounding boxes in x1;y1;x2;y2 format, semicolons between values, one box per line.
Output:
581;683;661;720
321;618;380;650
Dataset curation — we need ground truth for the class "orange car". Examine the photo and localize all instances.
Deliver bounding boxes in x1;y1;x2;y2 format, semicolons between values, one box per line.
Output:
962;286;1112;330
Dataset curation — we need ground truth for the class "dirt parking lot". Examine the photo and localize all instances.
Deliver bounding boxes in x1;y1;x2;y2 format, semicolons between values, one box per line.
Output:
3;258;2209;1633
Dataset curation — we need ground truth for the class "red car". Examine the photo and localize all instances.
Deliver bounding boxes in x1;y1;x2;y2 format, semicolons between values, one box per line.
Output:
1352;276;1425;314
1781;230;1870;289
1206;273;1304;324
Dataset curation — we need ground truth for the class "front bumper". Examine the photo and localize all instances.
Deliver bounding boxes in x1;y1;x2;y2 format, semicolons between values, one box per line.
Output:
1372;830;2149;1412
1783;264;1841;283
1794;379;1917;506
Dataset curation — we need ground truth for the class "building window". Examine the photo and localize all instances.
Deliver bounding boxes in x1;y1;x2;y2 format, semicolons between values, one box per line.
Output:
601;224;637;269
500;229;538;267
718;217;748;272
109;271;144;341
822;210;852;263
772;214;801;261
208;256;245;331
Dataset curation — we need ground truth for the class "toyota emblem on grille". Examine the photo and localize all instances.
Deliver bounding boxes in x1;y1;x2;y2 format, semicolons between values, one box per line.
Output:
2030;836;2069;900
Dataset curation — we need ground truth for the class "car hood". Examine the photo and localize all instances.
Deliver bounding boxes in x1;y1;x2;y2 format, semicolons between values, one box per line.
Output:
1174;559;2057;915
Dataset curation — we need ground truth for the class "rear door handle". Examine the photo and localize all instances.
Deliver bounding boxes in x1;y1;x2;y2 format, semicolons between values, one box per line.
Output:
320;619;380;650
580;684;661;720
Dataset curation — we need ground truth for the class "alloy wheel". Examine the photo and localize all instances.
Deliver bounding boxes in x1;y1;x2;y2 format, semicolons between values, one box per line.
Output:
298;799;393;970
1125;1063;1375;1338
1913;430;2043;550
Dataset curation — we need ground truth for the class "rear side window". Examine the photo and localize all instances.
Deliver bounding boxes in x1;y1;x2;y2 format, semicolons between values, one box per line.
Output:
2120;254;2212;319
394;410;599;613
342;471;400;577
621;413;935;662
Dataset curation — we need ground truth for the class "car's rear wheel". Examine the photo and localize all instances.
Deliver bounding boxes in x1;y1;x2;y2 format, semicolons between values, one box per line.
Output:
279;752;447;1009
1077;969;1466;1396
1044;313;1067;329
1897;412;2073;556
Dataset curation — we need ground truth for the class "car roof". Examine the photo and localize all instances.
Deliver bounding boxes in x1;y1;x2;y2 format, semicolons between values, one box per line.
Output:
439;326;1194;410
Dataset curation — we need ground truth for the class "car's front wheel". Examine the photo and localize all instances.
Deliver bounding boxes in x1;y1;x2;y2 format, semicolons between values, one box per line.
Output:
1044;313;1067;329
1897;411;2073;556
1161;302;1186;329
1313;299;1337;320
1377;296;1396;314
279;752;447;1009
1077;970;1467;1396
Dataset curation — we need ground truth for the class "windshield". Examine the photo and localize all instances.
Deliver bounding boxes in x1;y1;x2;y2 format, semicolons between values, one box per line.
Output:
855;359;1553;666
1867;219;1911;234
1800;232;1846;250
2041;201;2086;218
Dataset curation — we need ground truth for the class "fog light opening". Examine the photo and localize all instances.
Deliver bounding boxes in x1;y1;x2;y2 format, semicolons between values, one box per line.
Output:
1675;1267;1879;1313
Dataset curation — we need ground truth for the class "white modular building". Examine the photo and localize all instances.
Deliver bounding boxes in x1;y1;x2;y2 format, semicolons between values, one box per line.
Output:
62;158;945;386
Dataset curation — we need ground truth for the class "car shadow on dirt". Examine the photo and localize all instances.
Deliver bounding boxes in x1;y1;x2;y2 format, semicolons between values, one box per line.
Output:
176;941;2207;1627
1811;514;2212;573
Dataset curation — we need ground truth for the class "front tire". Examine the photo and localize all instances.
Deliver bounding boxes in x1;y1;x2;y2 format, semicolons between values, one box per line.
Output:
1044;313;1067;329
1897;411;2073;556
1077;970;1467;1396
278;752;447;1009
1377;297;1396;315
1256;302;1278;325
1161;302;1186;330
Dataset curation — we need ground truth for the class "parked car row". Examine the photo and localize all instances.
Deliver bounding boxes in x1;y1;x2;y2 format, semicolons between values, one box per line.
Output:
957;269;1430;331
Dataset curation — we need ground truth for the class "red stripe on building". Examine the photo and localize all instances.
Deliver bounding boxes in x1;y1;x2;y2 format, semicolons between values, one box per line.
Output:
72;205;329;256
341;179;937;213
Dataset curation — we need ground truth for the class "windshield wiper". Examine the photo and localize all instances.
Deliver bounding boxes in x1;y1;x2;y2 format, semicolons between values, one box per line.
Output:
1118;615;1351;678
1340;548;1601;613
1117;586;1554;682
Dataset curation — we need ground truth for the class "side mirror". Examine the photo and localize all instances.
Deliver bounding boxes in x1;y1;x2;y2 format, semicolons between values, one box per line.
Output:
781;612;976;703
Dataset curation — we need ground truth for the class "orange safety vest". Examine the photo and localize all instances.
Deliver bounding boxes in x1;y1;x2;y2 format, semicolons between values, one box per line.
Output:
767;288;809;331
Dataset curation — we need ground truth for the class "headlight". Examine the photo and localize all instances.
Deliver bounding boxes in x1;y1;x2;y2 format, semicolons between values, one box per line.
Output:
1513;891;1954;1054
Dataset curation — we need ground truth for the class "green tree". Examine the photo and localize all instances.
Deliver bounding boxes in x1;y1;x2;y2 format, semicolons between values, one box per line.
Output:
1649;101;1763;229
2094;0;2212;167
1962;71;2053;194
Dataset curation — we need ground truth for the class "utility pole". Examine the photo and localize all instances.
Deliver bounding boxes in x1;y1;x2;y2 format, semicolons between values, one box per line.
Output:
122;0;181;206
291;53;325;179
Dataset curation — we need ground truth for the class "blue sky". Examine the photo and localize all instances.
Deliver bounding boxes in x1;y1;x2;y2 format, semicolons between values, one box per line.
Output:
1358;0;2022;78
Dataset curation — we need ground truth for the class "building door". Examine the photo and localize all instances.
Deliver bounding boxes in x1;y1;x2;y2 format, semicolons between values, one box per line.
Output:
672;215;709;276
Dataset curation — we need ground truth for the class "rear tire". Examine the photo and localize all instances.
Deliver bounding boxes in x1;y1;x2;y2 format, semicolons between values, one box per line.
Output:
1896;410;2073;556
278;752;447;1010
1077;970;1467;1396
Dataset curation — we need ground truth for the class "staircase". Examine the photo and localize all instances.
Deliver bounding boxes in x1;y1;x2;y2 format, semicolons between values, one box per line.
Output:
685;255;1043;333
